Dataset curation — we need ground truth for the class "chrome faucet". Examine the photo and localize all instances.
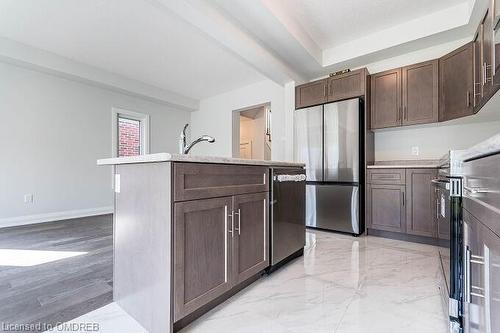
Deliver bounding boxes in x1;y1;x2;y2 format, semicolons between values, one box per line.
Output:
179;124;215;154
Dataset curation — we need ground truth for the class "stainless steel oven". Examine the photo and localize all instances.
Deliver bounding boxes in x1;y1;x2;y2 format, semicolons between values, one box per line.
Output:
434;153;464;333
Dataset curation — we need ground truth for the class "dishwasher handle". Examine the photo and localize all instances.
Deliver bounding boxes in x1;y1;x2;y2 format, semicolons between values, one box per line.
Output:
273;174;306;182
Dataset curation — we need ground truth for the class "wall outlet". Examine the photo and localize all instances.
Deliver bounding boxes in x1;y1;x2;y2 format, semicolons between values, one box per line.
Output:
24;194;34;204
411;146;420;156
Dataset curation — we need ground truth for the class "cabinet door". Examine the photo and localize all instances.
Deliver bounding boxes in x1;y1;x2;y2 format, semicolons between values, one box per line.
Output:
439;42;474;121
473;25;484;107
405;169;438;237
402;60;438;125
327;68;366;102
295;79;328;109
232;192;269;285
367;184;406;233
371;68;402;129
482;7;494;95
173;197;233;321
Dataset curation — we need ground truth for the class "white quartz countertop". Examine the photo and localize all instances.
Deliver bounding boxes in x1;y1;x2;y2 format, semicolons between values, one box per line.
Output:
454;133;500;162
97;153;305;167
367;160;440;169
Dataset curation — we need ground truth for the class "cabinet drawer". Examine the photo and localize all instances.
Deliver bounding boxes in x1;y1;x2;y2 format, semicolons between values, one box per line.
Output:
174;163;269;202
367;169;405;184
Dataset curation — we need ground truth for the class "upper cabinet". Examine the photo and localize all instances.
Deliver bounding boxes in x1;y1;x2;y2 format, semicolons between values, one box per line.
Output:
295;79;328;109
371;68;401;129
295;68;368;109
493;0;500;85
439;43;474;122
327;68;367;102
402;60;439;126
371;60;438;129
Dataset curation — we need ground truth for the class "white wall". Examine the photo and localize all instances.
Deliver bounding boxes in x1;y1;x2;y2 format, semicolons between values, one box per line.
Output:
0;62;190;227
190;79;294;161
375;121;500;160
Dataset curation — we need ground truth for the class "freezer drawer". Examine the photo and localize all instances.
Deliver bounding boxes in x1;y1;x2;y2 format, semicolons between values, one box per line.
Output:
306;184;359;234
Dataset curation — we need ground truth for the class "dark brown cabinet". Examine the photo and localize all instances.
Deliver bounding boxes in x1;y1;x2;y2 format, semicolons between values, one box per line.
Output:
439;42;474;122
367;183;406;233
370;68;401;129
295;79;327;109
173;197;233;321
482;7;494;96
405;169;437;237
327;68;367;102
473;25;484;107
371;60;439;129
295;68;368;109
367;168;440;242
173;191;269;321
232;192;268;285
402;60;439;125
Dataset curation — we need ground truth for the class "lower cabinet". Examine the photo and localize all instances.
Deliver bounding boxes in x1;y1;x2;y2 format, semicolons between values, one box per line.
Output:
367;184;406;233
232;192;269;285
367;168;438;241
406;169;437;237
173;192;268;322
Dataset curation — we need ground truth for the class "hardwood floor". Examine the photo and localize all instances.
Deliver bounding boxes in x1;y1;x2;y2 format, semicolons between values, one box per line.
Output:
0;215;113;332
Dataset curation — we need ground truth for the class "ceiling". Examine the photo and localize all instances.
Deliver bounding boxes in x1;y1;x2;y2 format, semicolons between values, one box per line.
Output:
0;0;486;110
269;0;469;49
0;0;264;103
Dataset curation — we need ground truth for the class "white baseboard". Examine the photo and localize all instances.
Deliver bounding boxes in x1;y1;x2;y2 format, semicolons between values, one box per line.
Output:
0;206;114;228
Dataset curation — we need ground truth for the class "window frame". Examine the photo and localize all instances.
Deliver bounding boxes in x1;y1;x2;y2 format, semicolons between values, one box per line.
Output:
111;107;150;158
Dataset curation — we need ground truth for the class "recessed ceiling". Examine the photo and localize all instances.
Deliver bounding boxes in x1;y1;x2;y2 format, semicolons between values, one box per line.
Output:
0;0;264;100
270;0;470;49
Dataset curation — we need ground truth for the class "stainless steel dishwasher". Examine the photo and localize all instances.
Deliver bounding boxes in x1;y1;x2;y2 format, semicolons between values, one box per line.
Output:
269;167;306;271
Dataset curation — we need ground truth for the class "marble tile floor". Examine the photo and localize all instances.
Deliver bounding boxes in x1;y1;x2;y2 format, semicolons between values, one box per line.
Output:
51;230;448;333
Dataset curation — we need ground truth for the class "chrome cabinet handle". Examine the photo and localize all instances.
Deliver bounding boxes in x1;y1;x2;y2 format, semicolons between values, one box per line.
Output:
436;194;440;220
234;209;241;235
483;62;487;85
227;209;234;238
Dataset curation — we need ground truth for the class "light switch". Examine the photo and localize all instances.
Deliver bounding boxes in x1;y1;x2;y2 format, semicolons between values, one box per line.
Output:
411;146;419;156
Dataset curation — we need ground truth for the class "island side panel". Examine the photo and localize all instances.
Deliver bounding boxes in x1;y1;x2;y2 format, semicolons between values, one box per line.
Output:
114;162;172;333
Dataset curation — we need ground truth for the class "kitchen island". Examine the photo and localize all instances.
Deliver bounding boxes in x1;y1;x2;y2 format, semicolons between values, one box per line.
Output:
97;154;304;333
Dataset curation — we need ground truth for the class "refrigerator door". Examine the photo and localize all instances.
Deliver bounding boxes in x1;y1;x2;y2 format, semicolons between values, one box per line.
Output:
306;184;359;234
294;106;323;181
324;99;360;182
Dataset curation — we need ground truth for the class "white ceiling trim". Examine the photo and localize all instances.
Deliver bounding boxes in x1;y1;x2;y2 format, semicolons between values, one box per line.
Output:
0;37;199;111
150;0;307;84
322;2;472;68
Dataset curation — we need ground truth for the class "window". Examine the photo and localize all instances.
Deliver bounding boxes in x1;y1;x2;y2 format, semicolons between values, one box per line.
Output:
112;108;150;157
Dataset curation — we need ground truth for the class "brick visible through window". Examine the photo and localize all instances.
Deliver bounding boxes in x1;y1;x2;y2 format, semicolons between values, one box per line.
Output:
118;117;141;157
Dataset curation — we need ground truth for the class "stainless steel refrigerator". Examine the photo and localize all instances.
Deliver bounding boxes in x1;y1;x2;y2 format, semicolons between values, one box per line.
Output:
294;98;362;235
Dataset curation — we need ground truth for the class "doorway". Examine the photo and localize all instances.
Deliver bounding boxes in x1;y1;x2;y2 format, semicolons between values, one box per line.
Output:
232;103;271;160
